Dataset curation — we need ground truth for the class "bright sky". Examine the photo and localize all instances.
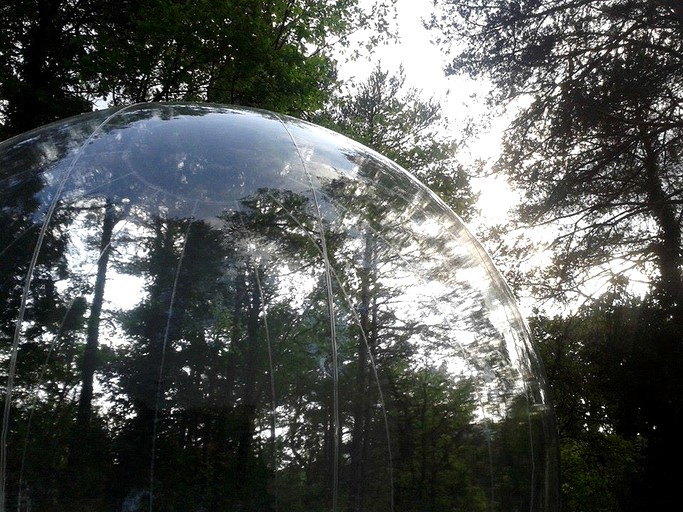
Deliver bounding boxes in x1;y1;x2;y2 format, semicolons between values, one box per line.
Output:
342;1;448;93
342;0;518;226
343;1;651;313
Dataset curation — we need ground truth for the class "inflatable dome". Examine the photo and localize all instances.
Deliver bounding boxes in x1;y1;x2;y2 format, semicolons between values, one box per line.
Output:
0;103;558;511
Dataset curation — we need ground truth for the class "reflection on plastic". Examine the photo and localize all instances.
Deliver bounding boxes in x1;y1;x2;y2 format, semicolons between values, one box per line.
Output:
0;103;559;512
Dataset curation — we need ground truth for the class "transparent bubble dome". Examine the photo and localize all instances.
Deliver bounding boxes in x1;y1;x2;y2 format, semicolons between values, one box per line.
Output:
0;103;559;511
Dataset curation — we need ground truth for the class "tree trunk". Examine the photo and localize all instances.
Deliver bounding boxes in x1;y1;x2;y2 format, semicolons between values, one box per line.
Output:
66;199;118;505
75;199;118;432
641;130;683;312
351;230;375;511
234;267;262;501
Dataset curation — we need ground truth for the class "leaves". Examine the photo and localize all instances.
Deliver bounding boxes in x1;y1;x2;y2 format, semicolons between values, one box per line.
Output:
433;0;683;308
0;0;399;136
430;1;683;508
318;63;478;219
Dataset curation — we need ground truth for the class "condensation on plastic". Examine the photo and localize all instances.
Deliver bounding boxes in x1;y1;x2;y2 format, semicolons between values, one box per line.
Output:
0;103;559;512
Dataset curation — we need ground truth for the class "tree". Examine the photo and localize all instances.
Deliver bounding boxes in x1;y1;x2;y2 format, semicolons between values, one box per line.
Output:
0;0;398;139
431;0;683;308
388;367;486;512
0;0;97;138
0;128;96;511
429;0;683;507
530;291;654;512
112;213;275;511
318;64;478;219
74;199;125;435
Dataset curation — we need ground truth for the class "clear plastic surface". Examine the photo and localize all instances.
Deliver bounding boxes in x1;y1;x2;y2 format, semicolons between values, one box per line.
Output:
0;103;559;511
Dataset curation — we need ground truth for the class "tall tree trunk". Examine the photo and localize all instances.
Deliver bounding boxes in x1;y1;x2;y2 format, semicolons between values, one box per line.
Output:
66;199;118;505
234;267;262;501
641;130;683;313
351;230;375;511
75;199;118;432
638;129;683;510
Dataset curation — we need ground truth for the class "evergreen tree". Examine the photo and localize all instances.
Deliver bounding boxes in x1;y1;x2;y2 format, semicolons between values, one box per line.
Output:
430;1;683;507
431;0;683;309
319;64;478;219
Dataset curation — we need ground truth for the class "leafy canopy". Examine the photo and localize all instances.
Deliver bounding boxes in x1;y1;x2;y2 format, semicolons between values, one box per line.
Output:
431;0;683;307
0;0;397;138
318;64;478;219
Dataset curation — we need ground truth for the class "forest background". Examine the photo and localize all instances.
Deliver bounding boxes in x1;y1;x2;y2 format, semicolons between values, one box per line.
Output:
3;0;683;510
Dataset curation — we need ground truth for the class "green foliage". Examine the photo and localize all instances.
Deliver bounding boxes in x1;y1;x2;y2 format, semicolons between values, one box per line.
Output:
93;0;338;113
560;436;644;512
431;0;683;307
389;367;488;511
0;0;398;137
0;0;96;137
317;64;478;219
430;3;683;502
528;289;683;511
